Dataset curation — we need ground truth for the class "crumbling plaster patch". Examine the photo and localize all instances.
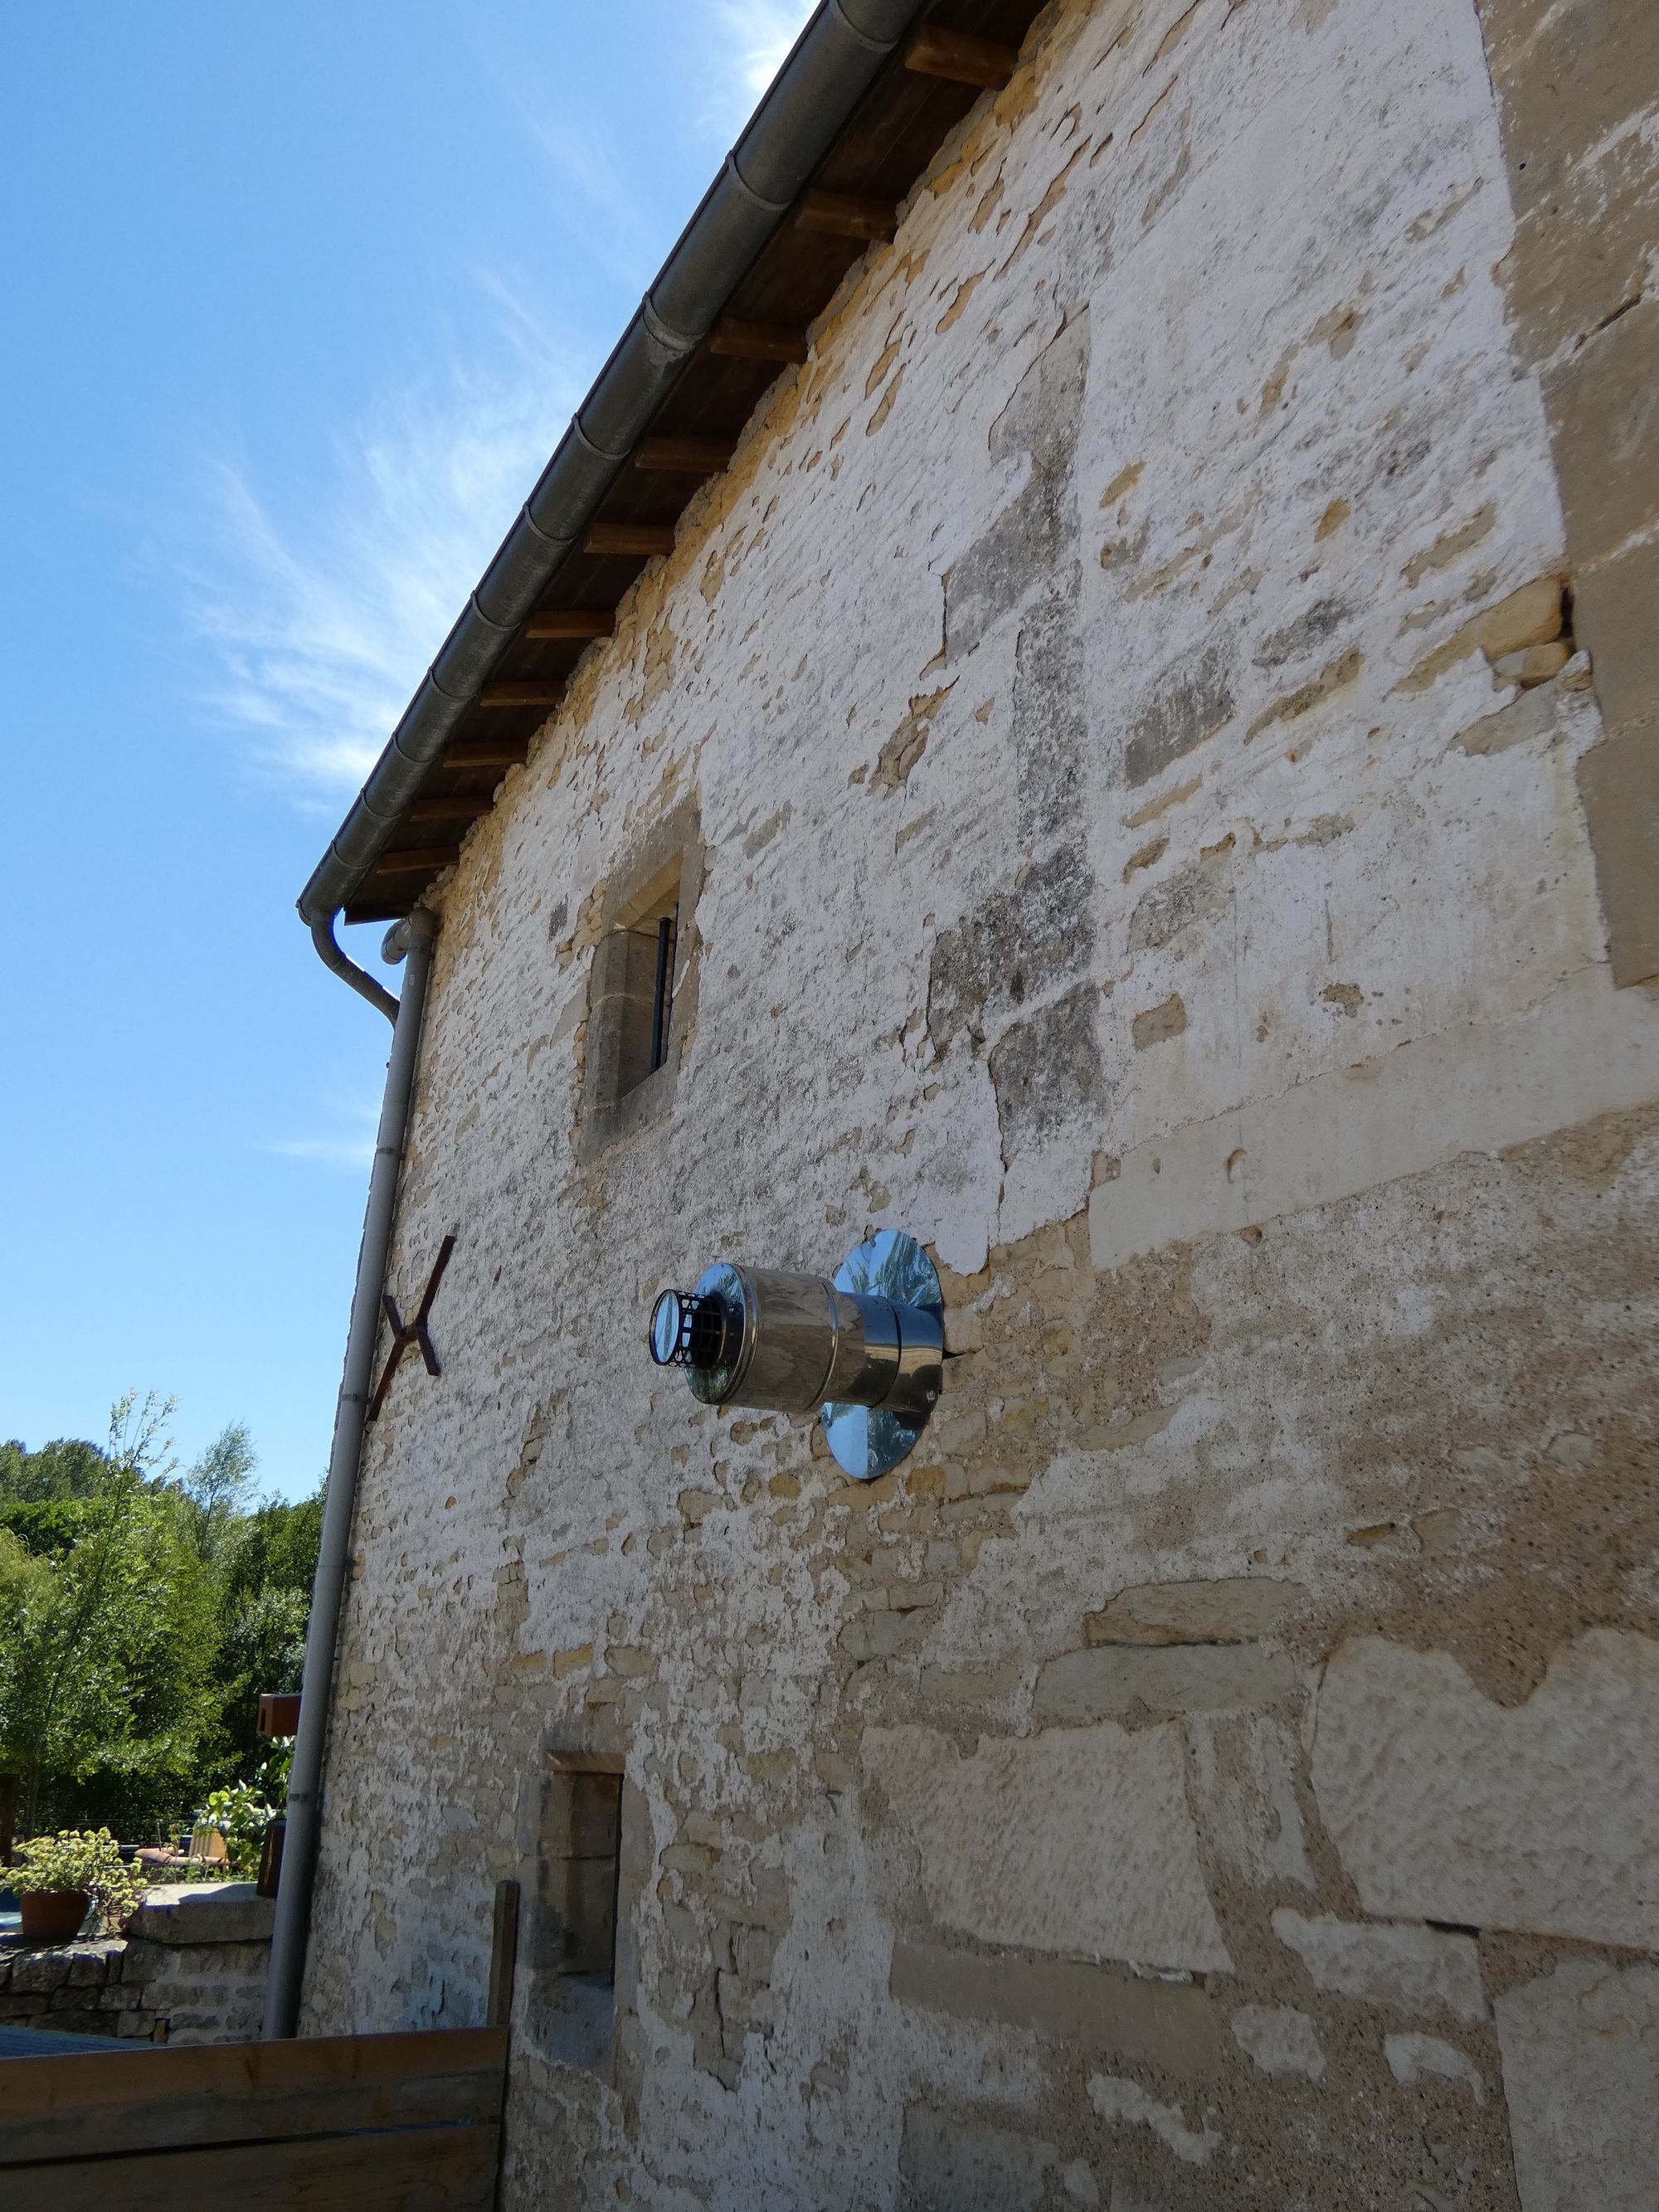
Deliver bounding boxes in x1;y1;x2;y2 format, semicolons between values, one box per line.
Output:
1310;1631;1659;1949
864;1720;1232;1972
1496;1956;1659;2212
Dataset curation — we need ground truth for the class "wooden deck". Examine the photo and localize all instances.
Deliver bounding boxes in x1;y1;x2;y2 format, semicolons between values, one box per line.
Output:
0;2024;508;2210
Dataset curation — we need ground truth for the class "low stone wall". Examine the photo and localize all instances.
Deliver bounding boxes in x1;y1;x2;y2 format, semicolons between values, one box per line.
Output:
0;1882;272;2044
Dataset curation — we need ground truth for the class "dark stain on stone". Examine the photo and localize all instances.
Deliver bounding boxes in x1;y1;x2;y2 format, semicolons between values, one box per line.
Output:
1255;596;1353;668
927;843;1093;1055
1123;641;1236;786
945;314;1089;663
1126;844;1233;953
990;981;1105;1150
1012;570;1084;843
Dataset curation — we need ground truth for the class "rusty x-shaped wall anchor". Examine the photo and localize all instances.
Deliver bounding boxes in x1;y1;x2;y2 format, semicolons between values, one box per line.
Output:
368;1234;456;1421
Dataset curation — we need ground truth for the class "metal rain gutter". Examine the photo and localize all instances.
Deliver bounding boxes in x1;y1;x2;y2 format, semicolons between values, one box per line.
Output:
297;0;928;1014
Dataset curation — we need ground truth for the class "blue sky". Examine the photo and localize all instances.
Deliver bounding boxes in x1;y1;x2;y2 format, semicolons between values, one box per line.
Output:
0;2;811;1498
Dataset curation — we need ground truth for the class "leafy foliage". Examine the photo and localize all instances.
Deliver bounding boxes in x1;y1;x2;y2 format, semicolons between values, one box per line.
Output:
9;1826;148;1929
199;1781;279;1879
0;1397;321;1843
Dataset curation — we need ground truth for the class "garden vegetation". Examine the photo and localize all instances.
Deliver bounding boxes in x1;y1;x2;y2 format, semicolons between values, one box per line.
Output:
0;1393;319;1841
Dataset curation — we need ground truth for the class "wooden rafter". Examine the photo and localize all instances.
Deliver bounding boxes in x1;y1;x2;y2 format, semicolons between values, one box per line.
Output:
707;318;810;364
583;522;677;557
793;188;897;242
406;797;489;825
904;26;1016;88
479;682;566;707
524;608;614;639
442;741;528;769
635;436;734;474
375;846;461;873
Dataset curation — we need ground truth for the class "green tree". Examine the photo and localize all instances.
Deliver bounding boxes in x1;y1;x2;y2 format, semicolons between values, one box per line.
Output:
0;1394;216;1835
178;1422;259;1565
0;1398;319;1839
0;1436;110;1504
215;1485;323;1780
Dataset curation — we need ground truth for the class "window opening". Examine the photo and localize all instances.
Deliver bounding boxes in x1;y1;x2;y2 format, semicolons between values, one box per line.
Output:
543;1758;624;1982
649;907;679;1075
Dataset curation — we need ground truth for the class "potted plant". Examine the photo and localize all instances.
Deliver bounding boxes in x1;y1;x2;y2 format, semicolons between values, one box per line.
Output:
9;1827;146;1943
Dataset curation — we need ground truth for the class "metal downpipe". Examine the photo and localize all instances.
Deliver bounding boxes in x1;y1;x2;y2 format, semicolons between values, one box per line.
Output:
309;909;399;1026
263;906;439;2038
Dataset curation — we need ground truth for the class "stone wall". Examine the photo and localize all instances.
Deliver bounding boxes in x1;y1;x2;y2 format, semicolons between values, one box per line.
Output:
0;1883;273;2044
302;1;1659;2205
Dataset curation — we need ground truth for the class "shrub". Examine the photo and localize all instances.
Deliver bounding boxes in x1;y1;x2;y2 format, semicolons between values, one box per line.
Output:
196;1782;276;1880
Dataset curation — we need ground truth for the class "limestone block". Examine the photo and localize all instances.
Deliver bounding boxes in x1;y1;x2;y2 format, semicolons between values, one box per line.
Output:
1547;297;1659;576
1270;1911;1486;2022
1579;720;1659;986
1088;968;1659;1268
1309;1631;1659;1947
866;1722;1232;1972
66;1940;122;1987
900;2102;1058;2212
1385;2031;1486;2105
1230;2005;1326;2081
1084;1579;1304;1645
890;1942;1224;2078
10;1950;71;1995
1034;1643;1296;1722
128;1883;275;1947
1496;1957;1659;2212
117;1938;165;1986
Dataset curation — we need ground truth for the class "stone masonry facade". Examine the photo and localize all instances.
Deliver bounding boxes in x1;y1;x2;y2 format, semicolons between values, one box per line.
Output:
304;2;1659;2205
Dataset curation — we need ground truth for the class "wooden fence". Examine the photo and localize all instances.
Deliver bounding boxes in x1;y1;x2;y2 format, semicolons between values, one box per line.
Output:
0;2023;508;2210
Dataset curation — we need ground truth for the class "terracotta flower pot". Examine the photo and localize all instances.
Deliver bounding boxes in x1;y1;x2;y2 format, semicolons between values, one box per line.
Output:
19;1887;90;1943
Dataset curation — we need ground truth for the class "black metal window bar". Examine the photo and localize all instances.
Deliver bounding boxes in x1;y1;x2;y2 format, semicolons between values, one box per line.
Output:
649;909;679;1073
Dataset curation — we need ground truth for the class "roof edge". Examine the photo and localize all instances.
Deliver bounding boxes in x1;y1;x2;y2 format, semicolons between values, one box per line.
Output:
298;0;929;936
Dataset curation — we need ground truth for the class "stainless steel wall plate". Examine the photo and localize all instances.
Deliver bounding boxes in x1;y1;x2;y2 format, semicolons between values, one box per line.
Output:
647;1227;945;1481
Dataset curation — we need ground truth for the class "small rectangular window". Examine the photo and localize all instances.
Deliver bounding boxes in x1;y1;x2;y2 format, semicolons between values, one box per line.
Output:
575;799;703;1160
607;898;679;1099
542;1754;623;1981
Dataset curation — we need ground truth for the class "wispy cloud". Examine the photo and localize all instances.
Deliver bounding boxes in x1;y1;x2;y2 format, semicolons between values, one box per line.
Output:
182;7;815;806
261;1091;380;1174
182;289;583;802
700;0;816;139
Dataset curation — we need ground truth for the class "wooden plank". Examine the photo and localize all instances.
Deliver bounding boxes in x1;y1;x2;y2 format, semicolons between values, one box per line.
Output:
478;683;565;708
370;846;460;873
0;2029;508;2166
582;522;677;557
706;318;810;364
406;797;489;826
3;2122;500;2212
634;436;733;474
523;607;613;639
793;187;896;242
438;743;527;770
904;25;1016;88
486;1878;519;2031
